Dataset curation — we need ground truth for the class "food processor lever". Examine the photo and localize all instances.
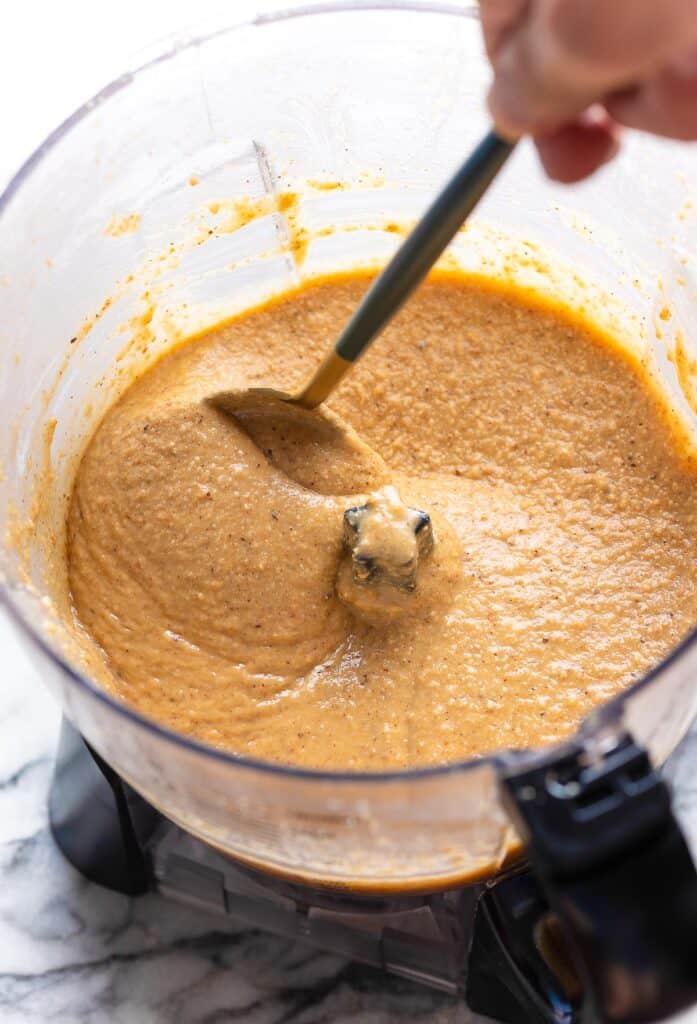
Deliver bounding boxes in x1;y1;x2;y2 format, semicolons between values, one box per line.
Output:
502;737;697;1023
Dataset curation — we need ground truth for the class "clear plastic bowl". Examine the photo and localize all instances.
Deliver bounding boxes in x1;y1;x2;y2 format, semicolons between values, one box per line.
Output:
1;1;696;892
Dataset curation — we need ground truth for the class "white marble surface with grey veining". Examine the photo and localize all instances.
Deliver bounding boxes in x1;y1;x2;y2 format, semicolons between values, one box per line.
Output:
2;606;697;1024
2;4;697;1021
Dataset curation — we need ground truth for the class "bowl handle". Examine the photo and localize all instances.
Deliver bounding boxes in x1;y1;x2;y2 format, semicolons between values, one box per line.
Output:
502;736;697;1023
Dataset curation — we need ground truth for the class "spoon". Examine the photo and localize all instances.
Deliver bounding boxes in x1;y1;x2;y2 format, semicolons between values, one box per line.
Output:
210;130;515;413
209;130;515;593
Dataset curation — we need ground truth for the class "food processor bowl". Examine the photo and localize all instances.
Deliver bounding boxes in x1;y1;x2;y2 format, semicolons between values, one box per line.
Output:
1;1;696;895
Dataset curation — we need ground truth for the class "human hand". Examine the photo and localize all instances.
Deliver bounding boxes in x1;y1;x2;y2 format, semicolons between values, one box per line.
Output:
481;0;697;182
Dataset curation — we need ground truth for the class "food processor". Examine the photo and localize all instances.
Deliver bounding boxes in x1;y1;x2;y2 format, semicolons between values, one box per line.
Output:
1;3;697;1021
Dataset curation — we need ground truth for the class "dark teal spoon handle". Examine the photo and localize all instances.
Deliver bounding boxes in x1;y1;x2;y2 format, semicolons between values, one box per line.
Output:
335;130;516;363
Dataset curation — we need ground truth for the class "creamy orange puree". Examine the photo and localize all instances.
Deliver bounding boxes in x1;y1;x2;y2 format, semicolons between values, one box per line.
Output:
68;272;697;770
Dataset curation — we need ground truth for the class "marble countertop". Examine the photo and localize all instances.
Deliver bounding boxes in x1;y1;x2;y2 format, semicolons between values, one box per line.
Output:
2;604;697;1024
2;5;697;1021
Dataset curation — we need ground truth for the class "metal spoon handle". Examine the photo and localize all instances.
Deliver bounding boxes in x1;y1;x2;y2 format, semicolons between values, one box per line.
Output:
297;130;516;408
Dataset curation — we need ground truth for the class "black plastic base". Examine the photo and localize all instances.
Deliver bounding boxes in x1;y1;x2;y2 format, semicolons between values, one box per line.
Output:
49;717;576;1023
49;717;160;895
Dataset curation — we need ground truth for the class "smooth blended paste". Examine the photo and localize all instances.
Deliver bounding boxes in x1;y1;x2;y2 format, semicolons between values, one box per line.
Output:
68;272;697;770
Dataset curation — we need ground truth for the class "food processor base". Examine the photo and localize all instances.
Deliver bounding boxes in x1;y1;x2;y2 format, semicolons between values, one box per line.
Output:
49;717;576;1023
